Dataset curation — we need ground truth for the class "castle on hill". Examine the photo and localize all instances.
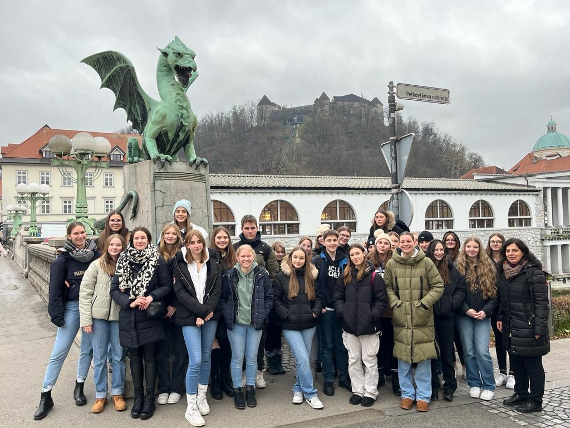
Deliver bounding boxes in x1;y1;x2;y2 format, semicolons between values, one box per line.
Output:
256;92;384;125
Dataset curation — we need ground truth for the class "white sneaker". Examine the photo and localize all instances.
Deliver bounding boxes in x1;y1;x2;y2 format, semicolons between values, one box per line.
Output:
495;373;507;387
292;391;303;404
157;393;169;405
506;375;515;390
167;392;181;404
469;387;481;398
480;390;495;401
185;394;205;427
256;370;267;389
306;396;324;410
196;384;210;415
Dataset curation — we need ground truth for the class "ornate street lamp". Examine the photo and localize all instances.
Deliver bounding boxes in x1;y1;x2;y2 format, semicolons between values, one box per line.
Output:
49;132;111;233
6;204;27;237
15;183;50;237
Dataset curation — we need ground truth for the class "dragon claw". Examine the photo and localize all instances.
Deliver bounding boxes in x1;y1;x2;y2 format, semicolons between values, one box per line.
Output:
189;156;208;169
151;153;173;166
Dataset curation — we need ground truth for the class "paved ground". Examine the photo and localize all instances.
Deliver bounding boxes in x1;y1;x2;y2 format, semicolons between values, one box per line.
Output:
1;256;569;427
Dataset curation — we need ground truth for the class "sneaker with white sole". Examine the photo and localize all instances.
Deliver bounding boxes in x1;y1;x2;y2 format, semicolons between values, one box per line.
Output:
306;396;324;410
255;371;266;389
167;392;181;404
157;393;169;405
505;375;515;390
292;391;303;404
469;387;481;398
495;373;507;387
480;390;495;401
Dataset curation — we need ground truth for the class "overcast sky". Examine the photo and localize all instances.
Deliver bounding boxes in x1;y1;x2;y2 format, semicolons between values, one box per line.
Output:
1;0;569;170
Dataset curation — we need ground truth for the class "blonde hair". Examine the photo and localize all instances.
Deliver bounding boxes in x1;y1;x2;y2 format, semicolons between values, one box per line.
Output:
184;230;208;263
236;244;255;257
100;234;127;275
159;224;182;261
285;246;315;301
456;236;497;299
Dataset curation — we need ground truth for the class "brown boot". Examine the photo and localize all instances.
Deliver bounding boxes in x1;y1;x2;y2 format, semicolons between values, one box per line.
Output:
400;398;413;410
417;400;429;412
113;395;127;411
91;398;107;413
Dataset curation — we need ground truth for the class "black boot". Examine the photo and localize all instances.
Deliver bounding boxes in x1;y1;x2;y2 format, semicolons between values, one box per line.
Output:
503;393;527;407
377;372;386;387
516;401;542;413
130;390;144;419
274;354;286;375
246;386;257;408
221;376;235;397
34;391;54;420
234;387;245;410
391;371;401;396
211;375;223;400
266;355;279;375
431;387;439;401
73;381;87;406
139;393;155;420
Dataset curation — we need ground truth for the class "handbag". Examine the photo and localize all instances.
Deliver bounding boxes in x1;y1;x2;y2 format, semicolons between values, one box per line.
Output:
146;301;167;319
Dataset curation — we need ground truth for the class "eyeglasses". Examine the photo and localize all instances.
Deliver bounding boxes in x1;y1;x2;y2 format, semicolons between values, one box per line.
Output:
490;240;502;245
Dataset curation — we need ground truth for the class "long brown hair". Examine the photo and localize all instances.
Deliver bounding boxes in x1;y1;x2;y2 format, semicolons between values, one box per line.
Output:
158;224;182;261
456;236;497;299
344;244;368;284
485;233;505;260
100;234;127;275
426;240;451;285
97;210;129;251
285;246;315;301
184;229;208;263
210;226;237;270
367;238;393;269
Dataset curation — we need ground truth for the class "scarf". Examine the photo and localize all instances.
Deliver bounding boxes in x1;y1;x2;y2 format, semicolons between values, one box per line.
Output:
64;239;96;263
115;243;160;299
503;258;528;280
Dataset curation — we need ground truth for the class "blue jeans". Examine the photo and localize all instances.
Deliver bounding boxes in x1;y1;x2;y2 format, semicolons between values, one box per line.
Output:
398;359;432;402
92;319;125;398
456;316;495;391
283;327;317;399
318;310;348;383
43;300;92;390
227;324;263;388
182;321;218;394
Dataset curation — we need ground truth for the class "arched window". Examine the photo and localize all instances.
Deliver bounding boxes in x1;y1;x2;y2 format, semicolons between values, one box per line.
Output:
321;200;356;231
212;200;236;236
469;200;494;228
508;200;531;227
425;200;453;230
259;200;299;235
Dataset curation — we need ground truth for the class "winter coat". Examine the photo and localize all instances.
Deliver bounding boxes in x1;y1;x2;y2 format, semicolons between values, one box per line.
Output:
497;262;550;357
173;248;222;326
433;259;466;318
79;259;120;327
458;266;498;318
110;257;173;349
221;265;273;330
48;249;100;327
312;247;348;310
273;263;322;331
333;261;388;336
233;232;279;280
384;249;444;363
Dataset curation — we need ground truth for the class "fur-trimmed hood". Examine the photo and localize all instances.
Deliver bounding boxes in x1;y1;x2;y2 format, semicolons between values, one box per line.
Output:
370;210;396;233
280;262;318;279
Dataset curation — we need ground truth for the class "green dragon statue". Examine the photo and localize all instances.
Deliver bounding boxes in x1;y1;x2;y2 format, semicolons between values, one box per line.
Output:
82;36;207;167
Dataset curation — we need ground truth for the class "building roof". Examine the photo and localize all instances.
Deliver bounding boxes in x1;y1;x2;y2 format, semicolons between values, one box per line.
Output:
318;92;330;101
1;125;139;160
210;174;538;192
533;119;570;150
460;166;508;179
257;95;280;109
509;152;570;175
371;97;383;106
332;94;374;105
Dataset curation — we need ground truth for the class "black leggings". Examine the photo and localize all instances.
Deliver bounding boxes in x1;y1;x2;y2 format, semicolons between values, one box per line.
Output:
378;318;397;376
211;318;232;380
128;342;157;394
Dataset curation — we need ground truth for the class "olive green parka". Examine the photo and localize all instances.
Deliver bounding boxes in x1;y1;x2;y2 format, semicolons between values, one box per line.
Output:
384;248;444;363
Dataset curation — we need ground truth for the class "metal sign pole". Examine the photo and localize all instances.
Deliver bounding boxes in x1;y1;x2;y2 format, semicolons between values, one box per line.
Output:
388;81;400;219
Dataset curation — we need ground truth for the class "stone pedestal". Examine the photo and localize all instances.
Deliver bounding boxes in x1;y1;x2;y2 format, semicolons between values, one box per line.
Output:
123;161;212;240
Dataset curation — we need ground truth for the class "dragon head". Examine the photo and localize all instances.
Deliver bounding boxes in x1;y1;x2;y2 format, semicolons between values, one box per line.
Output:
159;36;197;88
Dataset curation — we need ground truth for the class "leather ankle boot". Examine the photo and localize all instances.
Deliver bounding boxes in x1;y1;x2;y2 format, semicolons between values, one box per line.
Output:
234;387;245;410
392;372;401;396
246;386;257;408
73;381;87;406
130;391;144;419
431;387;439;401
34;391;54;420
221;376;235;397
139;393;155;420
210;375;223;400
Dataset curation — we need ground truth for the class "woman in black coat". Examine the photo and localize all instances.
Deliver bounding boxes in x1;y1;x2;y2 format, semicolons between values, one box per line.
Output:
110;227;173;420
426;240;466;402
334;244;388;407
273;246;323;409
497;238;549;413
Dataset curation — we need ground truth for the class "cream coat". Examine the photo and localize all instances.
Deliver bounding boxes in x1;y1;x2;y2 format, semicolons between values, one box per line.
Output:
79;259;120;327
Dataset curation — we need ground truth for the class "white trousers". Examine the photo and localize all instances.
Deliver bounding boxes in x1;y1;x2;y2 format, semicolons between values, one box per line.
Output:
342;331;380;399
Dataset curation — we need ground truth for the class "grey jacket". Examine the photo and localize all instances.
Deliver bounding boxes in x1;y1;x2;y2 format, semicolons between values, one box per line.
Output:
79;260;120;327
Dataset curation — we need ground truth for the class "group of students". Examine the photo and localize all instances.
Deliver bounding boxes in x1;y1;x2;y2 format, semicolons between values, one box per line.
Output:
33;204;550;425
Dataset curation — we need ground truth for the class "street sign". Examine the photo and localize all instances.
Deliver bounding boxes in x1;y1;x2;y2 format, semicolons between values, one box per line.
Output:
380;133;415;184
396;83;450;104
389;189;414;226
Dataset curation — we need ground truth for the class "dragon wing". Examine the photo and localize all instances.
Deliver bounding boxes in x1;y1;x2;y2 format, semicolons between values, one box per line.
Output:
82;51;158;132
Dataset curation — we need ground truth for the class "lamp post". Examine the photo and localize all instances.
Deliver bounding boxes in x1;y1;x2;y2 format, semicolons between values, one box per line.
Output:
15;183;50;237
6;204;27;237
49;132;111;233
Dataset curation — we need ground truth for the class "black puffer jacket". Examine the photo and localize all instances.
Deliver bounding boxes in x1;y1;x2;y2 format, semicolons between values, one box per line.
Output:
173;248;222;326
273;263;322;330
110;257;173;349
497;260;550;357
333;261;388;336
458;266;497;318
433;258;466;317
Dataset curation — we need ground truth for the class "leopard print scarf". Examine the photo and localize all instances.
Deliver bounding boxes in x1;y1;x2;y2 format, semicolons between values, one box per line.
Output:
115;243;160;299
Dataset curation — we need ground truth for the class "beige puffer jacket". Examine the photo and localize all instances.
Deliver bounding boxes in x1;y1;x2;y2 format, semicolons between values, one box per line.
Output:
79;259;120;327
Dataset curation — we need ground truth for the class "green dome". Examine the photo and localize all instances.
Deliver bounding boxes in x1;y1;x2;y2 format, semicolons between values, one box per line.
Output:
533;119;570;151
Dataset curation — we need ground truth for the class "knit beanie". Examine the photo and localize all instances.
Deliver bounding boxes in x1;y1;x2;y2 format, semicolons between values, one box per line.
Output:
375;232;391;245
315;224;330;237
173;199;192;218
